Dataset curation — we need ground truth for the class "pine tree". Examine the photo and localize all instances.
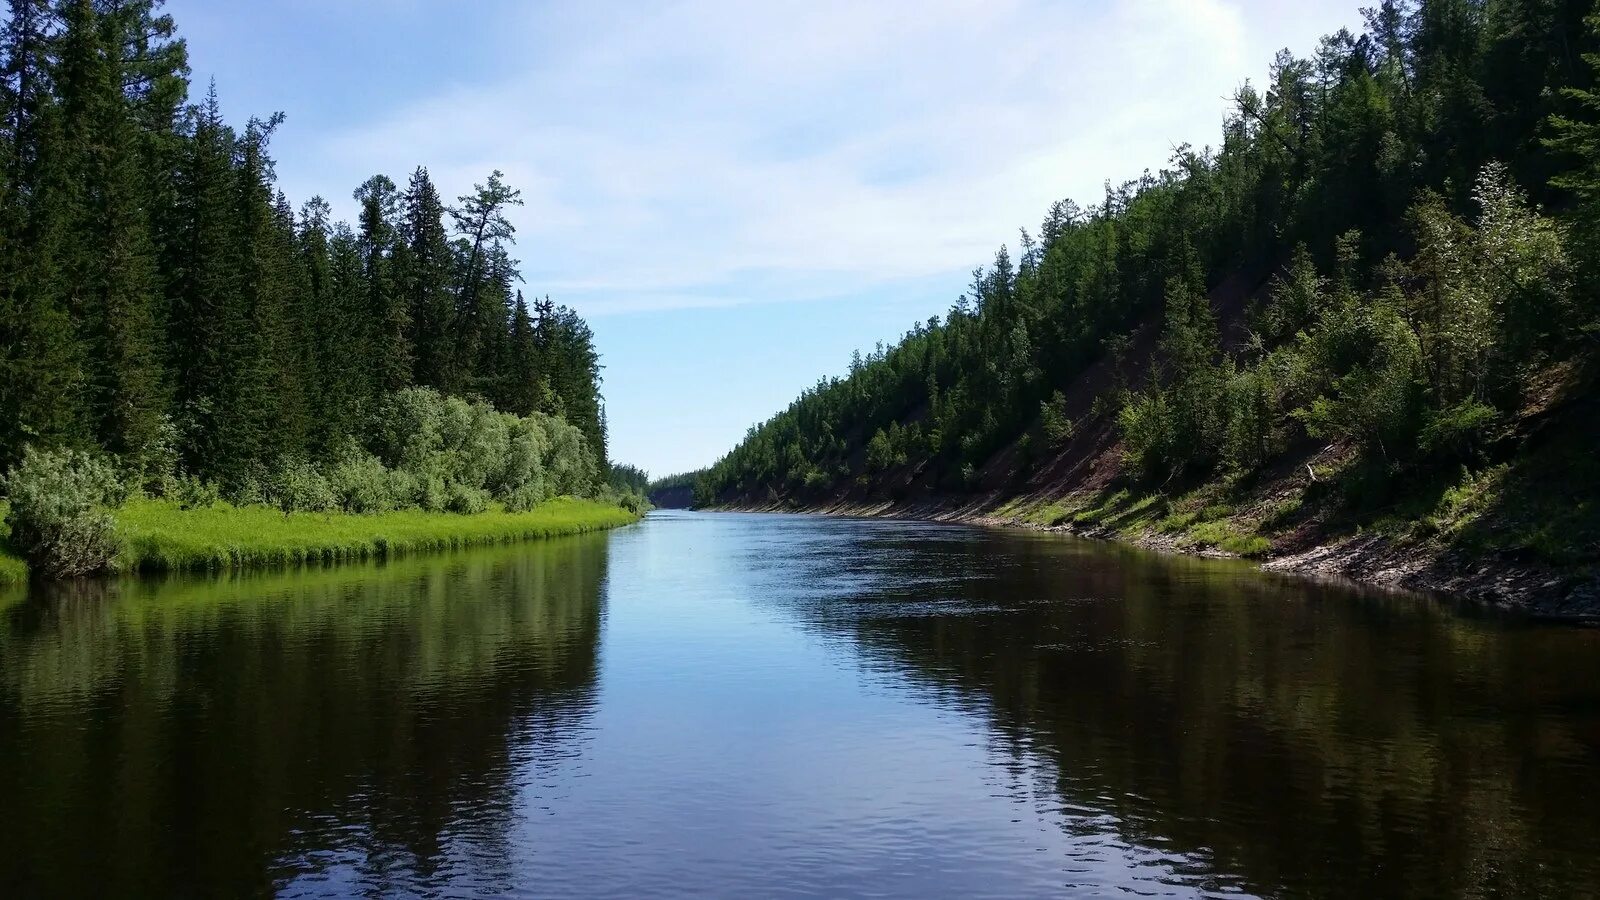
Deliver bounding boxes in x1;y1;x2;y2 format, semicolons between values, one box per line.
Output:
210;113;298;475
355;173;409;394
168;82;233;470
504;289;541;416
318;223;370;449
54;0;171;466
0;0;84;464
398;166;453;390
448;169;521;391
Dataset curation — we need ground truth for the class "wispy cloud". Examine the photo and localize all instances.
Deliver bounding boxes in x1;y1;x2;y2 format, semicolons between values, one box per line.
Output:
278;0;1357;317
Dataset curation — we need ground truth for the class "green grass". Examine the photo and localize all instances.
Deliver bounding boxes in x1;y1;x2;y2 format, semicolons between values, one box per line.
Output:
114;497;640;574
0;497;641;582
0;502;25;586
1071;489;1132;527
1184;517;1272;558
1022;501;1071;527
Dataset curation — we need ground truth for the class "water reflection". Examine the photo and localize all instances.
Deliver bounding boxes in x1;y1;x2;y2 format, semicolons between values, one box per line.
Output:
0;535;608;897
748;515;1600;898
3;512;1600;898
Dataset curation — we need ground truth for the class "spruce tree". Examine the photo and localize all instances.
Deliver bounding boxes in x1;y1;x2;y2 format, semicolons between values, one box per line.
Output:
354;173;409;394
398;166;453;390
54;0;170;467
0;0;84;464
168;82;233;470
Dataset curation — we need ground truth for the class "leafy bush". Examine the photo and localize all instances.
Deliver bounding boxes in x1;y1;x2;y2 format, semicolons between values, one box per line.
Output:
271;461;337;514
1119;389;1178;483
1419;400;1498;462
172;474;220;510
1;447;127;576
1294;301;1423;457
615;490;648;516
370;387;591;510
1039;390;1074;446
327;447;395;514
444;482;489;515
224;471;269;507
501;483;543;513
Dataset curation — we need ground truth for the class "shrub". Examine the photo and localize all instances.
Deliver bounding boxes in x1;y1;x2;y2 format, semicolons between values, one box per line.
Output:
1294;300;1424;457
444;482;489;515
494;417;549;505
327;447;395;514
1;447;126;577
1040;390;1074;446
1419;400;1498;462
224;471;269;507
1119;389;1178;483
271;461;337;514
173;474;220;510
416;474;450;513
372;387;594;507
501;483;543;513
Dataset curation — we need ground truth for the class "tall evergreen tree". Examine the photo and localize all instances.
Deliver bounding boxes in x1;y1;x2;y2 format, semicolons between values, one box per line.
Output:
168;81;232;470
54;0;171;466
355;173;409;394
447;169;521;392
398;166;453;390
0;0;83;463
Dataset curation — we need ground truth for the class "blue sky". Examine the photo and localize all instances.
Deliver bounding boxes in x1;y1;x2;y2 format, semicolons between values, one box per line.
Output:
167;0;1364;478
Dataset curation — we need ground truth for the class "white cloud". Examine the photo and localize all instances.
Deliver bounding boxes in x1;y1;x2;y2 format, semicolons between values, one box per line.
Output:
282;0;1361;316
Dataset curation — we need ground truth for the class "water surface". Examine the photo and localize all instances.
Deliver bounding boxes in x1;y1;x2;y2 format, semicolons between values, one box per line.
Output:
3;511;1599;897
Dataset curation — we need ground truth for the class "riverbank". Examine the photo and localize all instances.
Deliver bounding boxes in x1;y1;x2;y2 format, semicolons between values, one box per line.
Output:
0;497;640;583
712;491;1600;619
0;507;24;586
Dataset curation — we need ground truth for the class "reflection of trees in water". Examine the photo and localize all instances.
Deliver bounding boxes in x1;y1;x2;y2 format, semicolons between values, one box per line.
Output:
789;528;1600;899
0;535;609;898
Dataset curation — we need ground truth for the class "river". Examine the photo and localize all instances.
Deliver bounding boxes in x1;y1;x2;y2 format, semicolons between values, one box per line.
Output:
2;510;1599;897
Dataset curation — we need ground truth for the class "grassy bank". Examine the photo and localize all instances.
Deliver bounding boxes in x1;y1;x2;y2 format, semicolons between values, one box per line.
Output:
0;503;24;586
0;497;640;582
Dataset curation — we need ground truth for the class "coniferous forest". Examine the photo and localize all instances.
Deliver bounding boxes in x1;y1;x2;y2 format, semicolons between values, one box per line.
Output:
0;3;629;515
0;0;638;579
699;0;1600;585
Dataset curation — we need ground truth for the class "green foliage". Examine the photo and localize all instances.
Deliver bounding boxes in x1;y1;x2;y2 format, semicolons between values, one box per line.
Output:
696;2;1600;532
116;497;638;574
326;447;396;514
609;463;650;495
1039;390;1074;446
270;460;337;515
445;482;490;515
0;3;610;496
172;473;219;511
1293;299;1424;457
0;446;126;576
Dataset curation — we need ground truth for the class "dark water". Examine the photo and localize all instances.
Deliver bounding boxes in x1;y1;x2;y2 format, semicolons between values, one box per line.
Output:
3;512;1600;898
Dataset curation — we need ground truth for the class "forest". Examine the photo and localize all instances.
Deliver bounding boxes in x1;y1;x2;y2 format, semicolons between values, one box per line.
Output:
697;0;1600;578
0;0;637;577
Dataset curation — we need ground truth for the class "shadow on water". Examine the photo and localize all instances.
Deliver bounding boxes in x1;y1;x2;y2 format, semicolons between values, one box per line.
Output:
0;534;610;898
731;514;1600;899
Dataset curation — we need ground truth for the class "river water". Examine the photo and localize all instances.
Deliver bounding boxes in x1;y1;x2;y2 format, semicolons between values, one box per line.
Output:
2;510;1599;898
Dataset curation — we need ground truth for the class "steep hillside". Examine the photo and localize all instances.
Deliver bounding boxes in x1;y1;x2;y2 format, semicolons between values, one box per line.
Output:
694;0;1600;615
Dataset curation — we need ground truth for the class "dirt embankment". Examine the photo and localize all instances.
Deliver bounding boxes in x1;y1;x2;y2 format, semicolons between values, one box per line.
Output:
712;273;1600;620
